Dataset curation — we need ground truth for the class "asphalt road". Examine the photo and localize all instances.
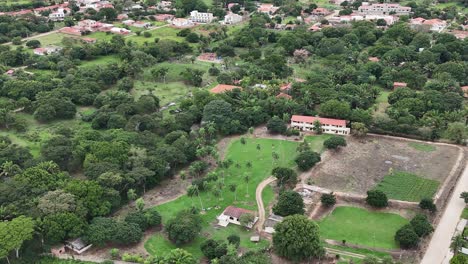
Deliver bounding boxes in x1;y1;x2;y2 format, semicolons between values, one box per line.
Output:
421;160;468;264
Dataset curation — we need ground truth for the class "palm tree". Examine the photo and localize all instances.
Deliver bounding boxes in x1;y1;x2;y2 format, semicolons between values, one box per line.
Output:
212;189;221;209
244;174;250;197
0;161;21;177
187;186;197;207
217;181;225;201
272;152;279;166
450;234;465;254
229;184;237;202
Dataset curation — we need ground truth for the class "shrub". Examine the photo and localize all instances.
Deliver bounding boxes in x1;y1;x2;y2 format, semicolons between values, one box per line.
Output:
321;193;336;207
109;248;119;259
200;239;228;260
227;234;240;248
294;150;321;171
166;210;202;245
273;190;305;216
395;224;420;249
323;136;347;150
267;116;287;134
419;198;436;213
410;214;433;237
143;31;152;38
26;39;41;48
208;66;220;76
366;190;388;208
125;211;148;231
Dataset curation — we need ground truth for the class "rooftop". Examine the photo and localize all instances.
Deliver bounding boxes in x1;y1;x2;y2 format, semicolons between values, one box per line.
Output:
210;84;241;94
291;115;347;126
222;206;255;219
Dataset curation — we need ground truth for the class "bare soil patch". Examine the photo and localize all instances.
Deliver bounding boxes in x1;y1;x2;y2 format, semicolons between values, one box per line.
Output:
307;136;460;195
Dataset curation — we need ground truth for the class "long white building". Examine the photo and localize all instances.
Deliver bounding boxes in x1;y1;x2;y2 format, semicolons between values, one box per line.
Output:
190;10;214;23
291;115;350;135
358;3;411;16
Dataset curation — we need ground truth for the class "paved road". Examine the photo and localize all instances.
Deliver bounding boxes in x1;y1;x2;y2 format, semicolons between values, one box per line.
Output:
255;176;276;232
421;160;468;264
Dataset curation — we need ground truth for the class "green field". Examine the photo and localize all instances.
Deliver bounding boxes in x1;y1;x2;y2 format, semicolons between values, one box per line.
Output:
135;61;216;106
145;137;302;259
373;171;439;202
1;110;92;157
305;134;334;153
408;142;436;152
462;208;468;219
319;206;409;249
79;55;121;68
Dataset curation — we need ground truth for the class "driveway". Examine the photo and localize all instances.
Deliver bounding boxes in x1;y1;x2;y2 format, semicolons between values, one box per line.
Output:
421;160;468;264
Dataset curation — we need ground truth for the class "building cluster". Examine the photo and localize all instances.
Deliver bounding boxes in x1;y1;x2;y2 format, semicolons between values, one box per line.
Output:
290;115;351;135
59;19;131;36
33;45;62;56
409;17;447;32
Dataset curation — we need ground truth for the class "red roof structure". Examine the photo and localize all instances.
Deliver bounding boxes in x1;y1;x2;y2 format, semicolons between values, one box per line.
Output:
461;86;468;98
368;57;380;62
291;115;347;127
280;83;292;91
393;82;407;89
222;206;255;219
276;93;292;99
210;84;241;94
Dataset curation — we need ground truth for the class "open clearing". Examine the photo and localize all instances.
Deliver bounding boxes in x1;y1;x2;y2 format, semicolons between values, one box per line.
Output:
144;137;300;259
373;171;439;201
309;136;459;195
319;206;409;249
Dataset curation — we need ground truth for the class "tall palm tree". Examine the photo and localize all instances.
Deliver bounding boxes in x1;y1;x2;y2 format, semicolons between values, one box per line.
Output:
217;181;225;201
229;184;237;202
187;186;196;207
244;174;250;197
212;189;221;209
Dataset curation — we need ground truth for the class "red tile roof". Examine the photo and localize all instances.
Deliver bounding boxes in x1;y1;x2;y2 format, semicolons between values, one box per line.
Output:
222;206;255;219
393;82;407;88
291;115;347;127
368;57;380;62
210;84;241;94
276;93;292;99
280;83;292;91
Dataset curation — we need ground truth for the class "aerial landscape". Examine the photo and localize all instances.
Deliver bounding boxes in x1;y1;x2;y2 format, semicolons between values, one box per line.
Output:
0;0;466;263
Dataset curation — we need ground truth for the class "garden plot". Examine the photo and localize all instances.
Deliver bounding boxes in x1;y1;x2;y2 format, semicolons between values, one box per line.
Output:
309;136;460;195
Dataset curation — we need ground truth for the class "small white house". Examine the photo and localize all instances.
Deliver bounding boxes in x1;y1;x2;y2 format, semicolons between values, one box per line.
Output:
224;13;242;24
217;206;258;228
172;18;194;27
65;238;92;254
48;8;69;21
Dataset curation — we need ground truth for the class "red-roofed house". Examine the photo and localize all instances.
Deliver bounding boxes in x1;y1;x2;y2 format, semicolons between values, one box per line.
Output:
59;27;82;36
461;86;468;98
217;206;258;227
311;8;331;16
276;93;292;100
210;84;241;94
258;4;279;15
81;37;97;43
280;83;292;91
291;115;350;135
393;82;407;90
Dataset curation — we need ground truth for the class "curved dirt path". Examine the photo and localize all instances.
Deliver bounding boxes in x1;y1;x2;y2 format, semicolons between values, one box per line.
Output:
255;176;276;232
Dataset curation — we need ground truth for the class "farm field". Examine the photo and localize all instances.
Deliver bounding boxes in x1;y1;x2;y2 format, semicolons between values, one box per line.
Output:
373;171;439;201
144;137;301;259
310;136;459;194
319;206;409;249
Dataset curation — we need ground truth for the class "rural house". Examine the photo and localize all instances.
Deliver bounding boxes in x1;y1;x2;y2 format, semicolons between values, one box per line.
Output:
217;206;258;228
210;84;242;94
290;115;350;135
190;10;214;23
358;3;411;16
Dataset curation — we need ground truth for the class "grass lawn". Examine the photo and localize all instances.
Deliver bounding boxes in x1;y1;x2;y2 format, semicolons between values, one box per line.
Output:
373;171;439;202
374;90;390;116
1;111;92;158
462;208;468;219
135;60;217;106
408;142;436;152
126;26;184;45
319;206;409;249
144;137;301;259
79;55;121;68
305;134;334;153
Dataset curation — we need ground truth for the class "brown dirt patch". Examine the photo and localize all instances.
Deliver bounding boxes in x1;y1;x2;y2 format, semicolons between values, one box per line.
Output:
307;135;460;195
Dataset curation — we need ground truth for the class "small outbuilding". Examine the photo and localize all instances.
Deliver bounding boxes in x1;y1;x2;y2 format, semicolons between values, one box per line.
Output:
65;238;92;254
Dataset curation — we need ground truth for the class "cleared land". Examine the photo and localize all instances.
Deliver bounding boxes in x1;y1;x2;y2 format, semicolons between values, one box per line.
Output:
310;136;459;195
319;206;409;249
144;138;300;259
373;171;439;201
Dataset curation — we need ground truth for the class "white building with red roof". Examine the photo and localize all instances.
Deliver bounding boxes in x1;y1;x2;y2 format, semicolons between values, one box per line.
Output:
291;115;350;135
410;17;447;32
217;206;258;228
258;3;279;15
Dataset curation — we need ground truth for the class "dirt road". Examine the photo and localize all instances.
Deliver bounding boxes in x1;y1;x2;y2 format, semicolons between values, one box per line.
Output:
421;160;468;264
255;176;276;232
